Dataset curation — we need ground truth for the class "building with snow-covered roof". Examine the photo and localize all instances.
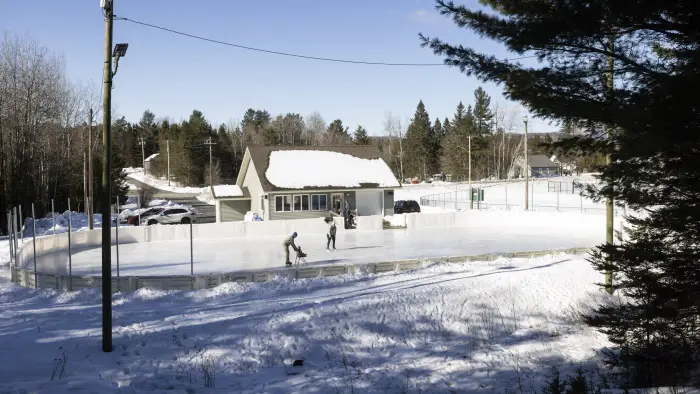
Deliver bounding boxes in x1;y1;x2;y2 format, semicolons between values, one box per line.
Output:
144;153;159;175
509;155;560;178
212;145;401;222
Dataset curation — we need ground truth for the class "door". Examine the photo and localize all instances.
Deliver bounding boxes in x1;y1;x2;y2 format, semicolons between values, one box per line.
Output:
331;193;343;215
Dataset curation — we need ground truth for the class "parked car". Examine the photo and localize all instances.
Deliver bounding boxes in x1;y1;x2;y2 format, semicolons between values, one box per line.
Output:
142;207;196;226
124;207;165;226
394;200;421;214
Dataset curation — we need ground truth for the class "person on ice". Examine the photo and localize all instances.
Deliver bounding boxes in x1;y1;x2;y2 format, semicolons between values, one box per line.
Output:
326;219;337;251
283;232;300;266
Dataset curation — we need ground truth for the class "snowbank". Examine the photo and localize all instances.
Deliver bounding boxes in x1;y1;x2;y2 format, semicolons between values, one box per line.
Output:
21;211;113;237
265;150;400;189
0;251;624;393
125;167;205;194
196;187;215;205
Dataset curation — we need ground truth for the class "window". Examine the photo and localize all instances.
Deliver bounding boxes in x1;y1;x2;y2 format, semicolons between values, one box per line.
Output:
275;195;292;212
293;195;310;212
311;194;327;211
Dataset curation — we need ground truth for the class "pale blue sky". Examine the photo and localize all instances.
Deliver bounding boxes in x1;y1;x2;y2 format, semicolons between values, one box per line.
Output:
2;0;554;134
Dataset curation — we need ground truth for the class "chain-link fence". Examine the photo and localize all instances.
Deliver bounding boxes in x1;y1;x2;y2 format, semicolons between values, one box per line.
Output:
419;180;627;216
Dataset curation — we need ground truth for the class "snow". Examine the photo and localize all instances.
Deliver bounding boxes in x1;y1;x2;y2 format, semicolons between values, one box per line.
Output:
196;187;215;205
265;150;401;189
28;210;611;276
125;167;206;194
1;234;622;393
212;184;243;198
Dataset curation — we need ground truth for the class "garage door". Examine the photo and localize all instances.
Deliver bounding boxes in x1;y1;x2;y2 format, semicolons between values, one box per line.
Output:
355;190;383;216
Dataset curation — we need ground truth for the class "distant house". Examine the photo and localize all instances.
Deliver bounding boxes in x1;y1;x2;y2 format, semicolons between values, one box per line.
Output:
212;145;401;222
509;155;559;178
144;153;159;175
550;155;576;176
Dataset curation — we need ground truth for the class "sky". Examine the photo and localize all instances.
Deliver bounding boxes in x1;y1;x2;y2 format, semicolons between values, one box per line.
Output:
2;0;556;135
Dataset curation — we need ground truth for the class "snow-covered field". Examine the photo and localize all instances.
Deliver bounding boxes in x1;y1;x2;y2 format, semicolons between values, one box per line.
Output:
1;244;619;393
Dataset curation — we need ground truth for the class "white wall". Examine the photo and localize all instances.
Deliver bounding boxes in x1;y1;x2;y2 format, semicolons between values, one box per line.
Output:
355;190;383;216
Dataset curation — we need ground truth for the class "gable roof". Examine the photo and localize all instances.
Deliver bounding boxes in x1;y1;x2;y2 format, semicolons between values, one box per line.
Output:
241;145;401;192
528;155;557;168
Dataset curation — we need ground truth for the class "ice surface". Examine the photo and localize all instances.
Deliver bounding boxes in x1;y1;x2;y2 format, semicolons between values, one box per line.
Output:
265;150;400;189
28;211;609;276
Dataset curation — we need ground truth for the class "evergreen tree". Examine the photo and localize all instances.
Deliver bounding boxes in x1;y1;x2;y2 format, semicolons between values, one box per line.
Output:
326;119;350;144
472;87;494;137
420;0;700;386
432;118;444;172
353;125;371;145
441;102;474;180
405;100;433;179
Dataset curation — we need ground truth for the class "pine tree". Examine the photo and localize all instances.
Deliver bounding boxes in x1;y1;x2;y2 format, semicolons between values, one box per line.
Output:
326;119;351;145
472;87;494;137
441;102;473;180
353;125;371;145
420;0;700;387
405;100;433;179
432;118;444;173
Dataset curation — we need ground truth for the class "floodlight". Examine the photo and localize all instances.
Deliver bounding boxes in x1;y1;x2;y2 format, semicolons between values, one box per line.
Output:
113;43;128;58
100;0;112;11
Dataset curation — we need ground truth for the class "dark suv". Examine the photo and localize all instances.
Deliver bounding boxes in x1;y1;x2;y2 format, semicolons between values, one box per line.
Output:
394;200;421;214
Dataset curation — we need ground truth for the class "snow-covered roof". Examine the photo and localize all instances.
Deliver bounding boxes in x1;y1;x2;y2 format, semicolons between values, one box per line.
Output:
211;185;244;198
265;150;400;189
144;153;159;162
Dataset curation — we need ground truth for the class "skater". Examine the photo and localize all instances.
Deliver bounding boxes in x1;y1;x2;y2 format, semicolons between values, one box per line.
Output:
283;232;299;266
343;199;350;228
326;220;337;251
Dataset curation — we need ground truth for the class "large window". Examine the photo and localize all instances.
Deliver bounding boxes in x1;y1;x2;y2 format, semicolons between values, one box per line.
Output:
311;194;328;211
275;195;292;212
293;195;310;212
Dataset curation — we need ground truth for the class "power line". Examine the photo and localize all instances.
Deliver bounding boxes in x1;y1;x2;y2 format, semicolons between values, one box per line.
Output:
115;15;537;66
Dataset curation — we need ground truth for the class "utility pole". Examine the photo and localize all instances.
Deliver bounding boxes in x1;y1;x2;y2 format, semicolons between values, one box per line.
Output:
139;136;145;175
604;35;615;294
166;139;170;186
204;137;216;186
83;152;87;214
523;116;529;211
88;108;94;229
468;135;473;209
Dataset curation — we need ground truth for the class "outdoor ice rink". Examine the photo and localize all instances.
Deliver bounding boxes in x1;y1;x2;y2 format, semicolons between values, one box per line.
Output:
28;211;611;276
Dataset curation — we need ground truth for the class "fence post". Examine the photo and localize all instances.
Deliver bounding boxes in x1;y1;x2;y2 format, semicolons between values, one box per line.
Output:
115;198;120;284
190;220;194;276
7;211;13;269
68;198;73;291
580;192;583;214
31;203;37;289
556;182;560;212
13;206;19;253
51;199;55;235
18;204;23;243
531;181;535;210
505;183;508;210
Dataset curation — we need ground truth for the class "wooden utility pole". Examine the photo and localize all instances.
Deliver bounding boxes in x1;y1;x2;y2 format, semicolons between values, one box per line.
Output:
166;139;170;186
101;0;114;353
604;35;615;294
139;137;145;174
523;116;529;211
204;137;217;186
88;108;94;229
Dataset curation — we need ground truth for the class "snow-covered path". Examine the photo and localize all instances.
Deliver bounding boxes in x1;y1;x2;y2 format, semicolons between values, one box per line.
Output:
27;211;609;276
0;251;612;393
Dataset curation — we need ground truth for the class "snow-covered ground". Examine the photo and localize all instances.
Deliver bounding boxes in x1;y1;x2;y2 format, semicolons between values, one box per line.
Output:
25;210;610;276
1;243;620;393
124;167;205;194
